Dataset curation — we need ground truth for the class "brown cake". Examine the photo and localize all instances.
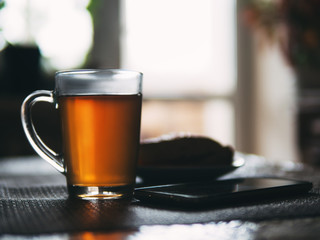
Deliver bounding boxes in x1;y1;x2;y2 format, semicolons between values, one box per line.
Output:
138;133;234;167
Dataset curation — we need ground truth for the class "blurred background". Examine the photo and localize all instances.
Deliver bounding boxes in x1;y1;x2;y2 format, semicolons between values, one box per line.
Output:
0;0;319;165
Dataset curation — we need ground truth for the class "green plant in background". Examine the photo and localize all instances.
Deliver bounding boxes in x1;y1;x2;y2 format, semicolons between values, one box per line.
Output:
242;0;320;71
241;0;281;40
280;0;320;70
0;0;4;30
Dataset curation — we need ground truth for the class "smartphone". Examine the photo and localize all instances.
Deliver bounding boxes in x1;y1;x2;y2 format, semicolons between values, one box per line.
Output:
134;177;312;208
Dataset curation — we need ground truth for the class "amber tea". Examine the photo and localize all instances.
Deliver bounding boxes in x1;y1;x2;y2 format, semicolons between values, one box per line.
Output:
59;94;142;188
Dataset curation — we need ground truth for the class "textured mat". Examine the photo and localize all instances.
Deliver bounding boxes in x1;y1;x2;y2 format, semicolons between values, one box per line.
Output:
1;155;320;235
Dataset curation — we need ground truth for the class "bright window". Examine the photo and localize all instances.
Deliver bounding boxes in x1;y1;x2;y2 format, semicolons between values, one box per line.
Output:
121;0;236;145
0;0;93;70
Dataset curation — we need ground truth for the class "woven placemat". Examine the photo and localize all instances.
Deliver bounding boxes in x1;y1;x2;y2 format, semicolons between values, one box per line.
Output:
1;155;320;235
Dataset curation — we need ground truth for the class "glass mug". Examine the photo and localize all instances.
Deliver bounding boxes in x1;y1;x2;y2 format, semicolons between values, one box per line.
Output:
21;69;143;199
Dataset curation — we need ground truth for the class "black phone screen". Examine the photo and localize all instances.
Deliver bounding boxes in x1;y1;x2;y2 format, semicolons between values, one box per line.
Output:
134;177;312;207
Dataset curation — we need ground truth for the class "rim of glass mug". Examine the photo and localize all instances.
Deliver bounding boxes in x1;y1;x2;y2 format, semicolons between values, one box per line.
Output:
55;69;143;96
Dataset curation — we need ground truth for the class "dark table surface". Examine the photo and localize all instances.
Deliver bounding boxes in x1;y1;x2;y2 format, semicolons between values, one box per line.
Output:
1;153;320;239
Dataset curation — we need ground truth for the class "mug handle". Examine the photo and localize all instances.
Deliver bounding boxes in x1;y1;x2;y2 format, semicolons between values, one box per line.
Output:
21;90;64;173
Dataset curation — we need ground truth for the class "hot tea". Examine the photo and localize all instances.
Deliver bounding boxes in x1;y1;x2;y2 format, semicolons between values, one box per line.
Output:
58;94;142;188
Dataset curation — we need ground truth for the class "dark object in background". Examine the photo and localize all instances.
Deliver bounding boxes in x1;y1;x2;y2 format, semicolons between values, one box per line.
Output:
298;90;320;166
0;97;62;157
280;0;320;165
1;44;41;94
0;45;59;157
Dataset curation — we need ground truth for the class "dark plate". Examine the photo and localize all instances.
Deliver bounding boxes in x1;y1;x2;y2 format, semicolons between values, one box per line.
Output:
136;154;245;186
